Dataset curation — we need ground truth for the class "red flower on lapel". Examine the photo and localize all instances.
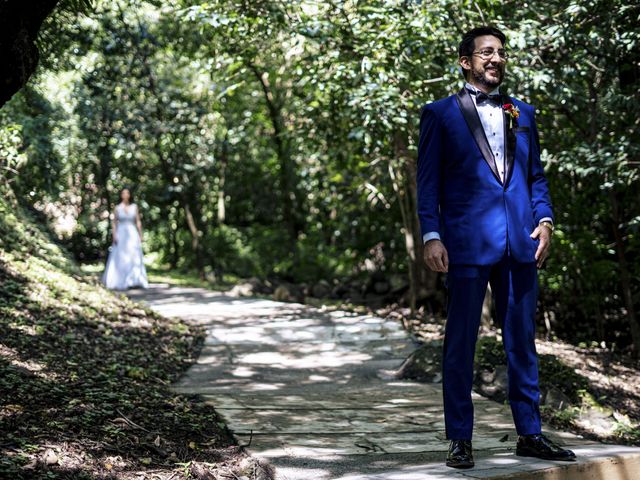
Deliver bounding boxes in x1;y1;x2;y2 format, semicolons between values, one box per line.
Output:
502;103;520;129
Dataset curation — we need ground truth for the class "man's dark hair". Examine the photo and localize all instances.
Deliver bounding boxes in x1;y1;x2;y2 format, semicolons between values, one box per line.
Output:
458;26;506;58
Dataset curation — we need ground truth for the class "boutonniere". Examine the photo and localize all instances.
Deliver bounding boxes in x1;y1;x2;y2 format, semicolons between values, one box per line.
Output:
502;103;520;128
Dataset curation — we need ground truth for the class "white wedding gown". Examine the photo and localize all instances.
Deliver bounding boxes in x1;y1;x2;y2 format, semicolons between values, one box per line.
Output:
102;203;149;290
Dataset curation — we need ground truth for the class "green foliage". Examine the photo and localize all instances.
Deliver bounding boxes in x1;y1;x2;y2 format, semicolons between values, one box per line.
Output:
0;186;73;272
0;87;63;201
145;266;240;290
0;0;638;350
475;336;507;369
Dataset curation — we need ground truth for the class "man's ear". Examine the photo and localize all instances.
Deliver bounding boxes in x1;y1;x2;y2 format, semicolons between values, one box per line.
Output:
459;56;471;78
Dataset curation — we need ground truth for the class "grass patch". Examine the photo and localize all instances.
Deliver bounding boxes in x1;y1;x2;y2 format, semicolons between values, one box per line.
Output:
80;263;242;292
146;267;240;290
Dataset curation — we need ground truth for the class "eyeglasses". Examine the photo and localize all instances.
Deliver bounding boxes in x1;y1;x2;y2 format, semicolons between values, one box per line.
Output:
472;48;509;60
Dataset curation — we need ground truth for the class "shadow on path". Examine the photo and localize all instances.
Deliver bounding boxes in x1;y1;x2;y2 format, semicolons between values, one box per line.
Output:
129;284;640;480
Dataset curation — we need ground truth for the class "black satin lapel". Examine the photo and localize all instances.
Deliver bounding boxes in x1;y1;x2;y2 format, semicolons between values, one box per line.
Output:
502;94;516;188
455;88;501;183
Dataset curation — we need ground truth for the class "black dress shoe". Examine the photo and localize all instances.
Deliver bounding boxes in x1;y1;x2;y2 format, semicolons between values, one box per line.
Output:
516;434;576;461
446;439;474;468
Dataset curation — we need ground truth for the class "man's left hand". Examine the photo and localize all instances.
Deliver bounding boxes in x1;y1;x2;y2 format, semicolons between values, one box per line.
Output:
530;225;552;268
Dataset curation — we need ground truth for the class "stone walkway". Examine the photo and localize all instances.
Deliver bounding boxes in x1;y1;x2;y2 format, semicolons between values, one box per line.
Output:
128;284;640;480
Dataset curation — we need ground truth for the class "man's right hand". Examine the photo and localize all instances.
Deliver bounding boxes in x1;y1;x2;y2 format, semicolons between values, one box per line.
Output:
423;239;449;272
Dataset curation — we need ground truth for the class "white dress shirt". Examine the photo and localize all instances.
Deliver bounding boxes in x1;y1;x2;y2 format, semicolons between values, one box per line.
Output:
422;83;551;245
465;82;506;182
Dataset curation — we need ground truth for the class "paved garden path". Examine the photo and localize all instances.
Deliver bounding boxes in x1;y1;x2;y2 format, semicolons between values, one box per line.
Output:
128;284;640;480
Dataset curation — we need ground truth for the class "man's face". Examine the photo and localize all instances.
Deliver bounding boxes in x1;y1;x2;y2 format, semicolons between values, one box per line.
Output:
460;35;506;89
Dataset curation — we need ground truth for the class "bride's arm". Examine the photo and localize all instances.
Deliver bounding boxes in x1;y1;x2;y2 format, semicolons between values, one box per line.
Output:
112;208;119;244
136;206;143;240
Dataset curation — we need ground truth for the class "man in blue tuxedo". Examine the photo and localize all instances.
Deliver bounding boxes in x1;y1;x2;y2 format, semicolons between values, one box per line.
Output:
417;26;576;468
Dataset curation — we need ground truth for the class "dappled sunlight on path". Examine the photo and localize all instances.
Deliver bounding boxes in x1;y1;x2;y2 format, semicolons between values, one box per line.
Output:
129;284;640;480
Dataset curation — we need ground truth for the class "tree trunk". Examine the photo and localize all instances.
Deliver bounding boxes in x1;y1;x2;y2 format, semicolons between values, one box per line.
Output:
96;110;113;214
388;161;416;312
0;0;60;108
609;189;640;357
390;131;437;314
182;197;205;279
248;63;303;243
217;135;229;224
138;40;208;278
153;142;206;278
169;210;178;269
482;287;493;329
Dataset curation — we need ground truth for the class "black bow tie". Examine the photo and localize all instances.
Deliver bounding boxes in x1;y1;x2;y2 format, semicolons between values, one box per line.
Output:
472;91;502;105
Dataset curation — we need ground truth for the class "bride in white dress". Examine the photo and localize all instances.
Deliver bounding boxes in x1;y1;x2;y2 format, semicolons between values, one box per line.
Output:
102;188;149;290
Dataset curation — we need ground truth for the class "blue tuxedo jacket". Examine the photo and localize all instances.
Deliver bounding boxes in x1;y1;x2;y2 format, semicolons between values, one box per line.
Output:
417;87;554;265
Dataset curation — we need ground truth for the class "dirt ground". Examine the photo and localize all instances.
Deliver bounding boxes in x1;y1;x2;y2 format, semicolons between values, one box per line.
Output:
378;305;640;446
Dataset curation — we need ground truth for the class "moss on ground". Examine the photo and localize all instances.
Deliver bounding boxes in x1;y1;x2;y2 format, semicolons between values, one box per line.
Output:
0;190;245;479
474;335;639;445
475;336;588;403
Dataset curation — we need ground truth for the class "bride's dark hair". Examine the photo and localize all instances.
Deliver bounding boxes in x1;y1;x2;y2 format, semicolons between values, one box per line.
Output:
119;186;134;204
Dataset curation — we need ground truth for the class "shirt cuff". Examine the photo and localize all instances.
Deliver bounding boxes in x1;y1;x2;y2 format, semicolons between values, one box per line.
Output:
539;217;553;225
423;232;441;244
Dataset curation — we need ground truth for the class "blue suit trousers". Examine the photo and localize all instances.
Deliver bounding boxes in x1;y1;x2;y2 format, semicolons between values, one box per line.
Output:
442;252;542;440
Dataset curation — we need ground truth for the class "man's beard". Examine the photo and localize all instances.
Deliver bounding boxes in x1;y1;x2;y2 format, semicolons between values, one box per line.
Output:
471;63;504;89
